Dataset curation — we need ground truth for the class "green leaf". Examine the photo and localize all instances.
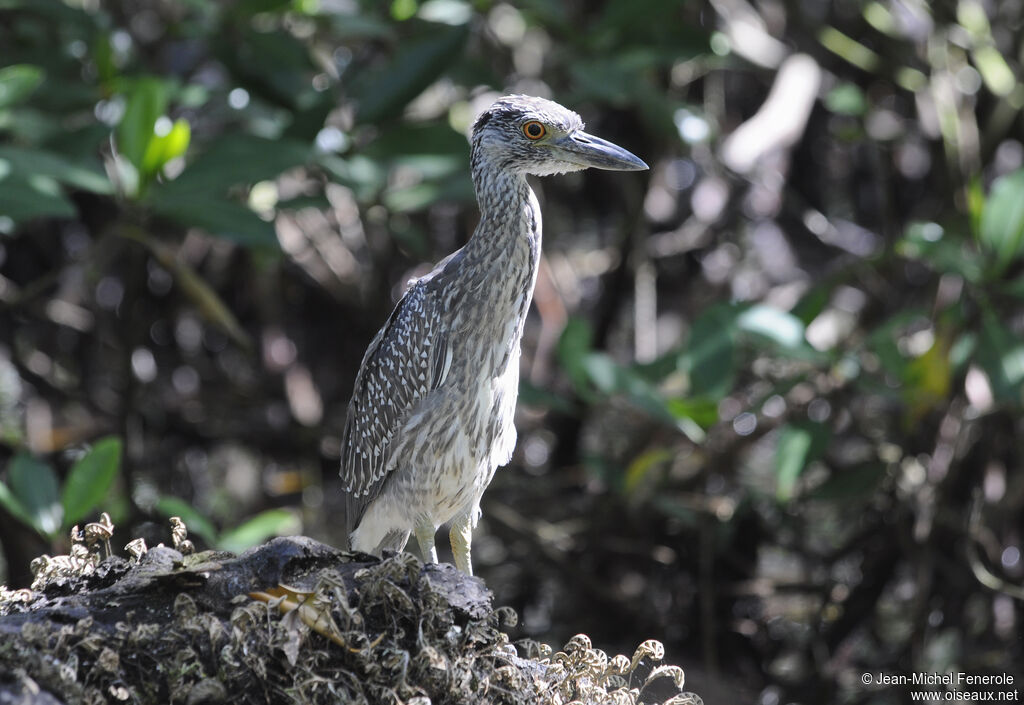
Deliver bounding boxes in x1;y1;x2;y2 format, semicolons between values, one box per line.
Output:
901;336;952;424
518;380;576;414
665;397;719;429
557;317;595;396
979;168;1024;274
154;496;217;547
624;448;674;495
581;352;706;442
391;0;417;21
681;304;739;400
231;0;292;15
141;118;191;178
738;305;811;353
217;509;299;554
899;221;983;281
148;193;279;249
0;172;77;224
0;480;38;531
824;82;867;116
8;453;62;536
0;145;113;194
116;78;170;173
384;173;474;212
161;135;310;194
775;421;831;501
791;285;830;326
807;463;886;501
976;307;1024;404
61;437;122;528
0;64;45;108
352;22;469;123
319;154;387;202
222;29;321;110
92;33;116;83
866;310;929;380
363;122;471;160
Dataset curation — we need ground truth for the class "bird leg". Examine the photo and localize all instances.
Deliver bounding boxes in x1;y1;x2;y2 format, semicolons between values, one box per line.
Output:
414;524;438;564
449;514;473;575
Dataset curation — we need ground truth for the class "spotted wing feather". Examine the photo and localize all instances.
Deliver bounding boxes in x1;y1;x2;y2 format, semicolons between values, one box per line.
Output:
340;280;451;514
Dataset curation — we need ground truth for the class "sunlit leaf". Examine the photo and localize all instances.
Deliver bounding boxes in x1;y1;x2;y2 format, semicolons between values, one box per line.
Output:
666;397;719;429
0;64;44;108
818;26;880;72
582;352;618;394
775;422;831;501
61;437;122;528
967;175;984;237
8;453;61;536
217;509;300;554
141;118;191;178
417;0;473;25
624;448;674;495
902;337;952;425
972;46;1016;97
738;305;808;351
391;0;417;21
979;168;1024;274
824;82;867;116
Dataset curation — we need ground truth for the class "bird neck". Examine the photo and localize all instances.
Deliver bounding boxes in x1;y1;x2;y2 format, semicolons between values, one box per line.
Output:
468;161;540;254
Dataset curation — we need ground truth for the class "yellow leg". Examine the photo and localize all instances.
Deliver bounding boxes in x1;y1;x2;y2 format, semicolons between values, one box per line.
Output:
414;524;438;563
449;514;473;575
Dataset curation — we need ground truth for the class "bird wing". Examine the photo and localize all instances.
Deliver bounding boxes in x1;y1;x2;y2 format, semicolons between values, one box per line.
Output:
339;277;453;505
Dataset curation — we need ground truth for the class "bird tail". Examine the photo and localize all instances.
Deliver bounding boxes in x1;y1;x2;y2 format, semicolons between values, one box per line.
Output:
342;493;411;555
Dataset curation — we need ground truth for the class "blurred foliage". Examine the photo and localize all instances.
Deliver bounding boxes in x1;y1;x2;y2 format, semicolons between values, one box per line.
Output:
0;437;122;539
1;0;1024;703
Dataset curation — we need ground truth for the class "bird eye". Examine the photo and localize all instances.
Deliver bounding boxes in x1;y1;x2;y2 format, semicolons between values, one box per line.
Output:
522;121;546;140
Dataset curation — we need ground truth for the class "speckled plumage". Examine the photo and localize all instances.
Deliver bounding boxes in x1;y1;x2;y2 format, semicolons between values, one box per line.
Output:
340;95;646;574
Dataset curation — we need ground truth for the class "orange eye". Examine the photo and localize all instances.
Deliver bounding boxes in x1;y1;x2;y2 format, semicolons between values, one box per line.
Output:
522;121;546;140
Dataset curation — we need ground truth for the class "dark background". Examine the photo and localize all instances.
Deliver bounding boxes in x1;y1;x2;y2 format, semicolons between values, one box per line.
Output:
2;0;1023;702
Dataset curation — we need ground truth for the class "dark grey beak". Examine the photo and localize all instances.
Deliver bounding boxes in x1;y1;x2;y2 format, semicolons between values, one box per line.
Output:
553;130;649;171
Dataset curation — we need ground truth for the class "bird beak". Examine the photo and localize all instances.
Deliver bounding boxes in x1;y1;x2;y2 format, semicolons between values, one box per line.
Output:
551;130;649;171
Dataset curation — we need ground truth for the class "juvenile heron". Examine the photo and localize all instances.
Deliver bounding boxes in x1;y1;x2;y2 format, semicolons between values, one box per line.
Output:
340;95;647;574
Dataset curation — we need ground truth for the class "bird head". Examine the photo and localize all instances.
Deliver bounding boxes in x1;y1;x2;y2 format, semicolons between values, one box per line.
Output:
471;95;648;176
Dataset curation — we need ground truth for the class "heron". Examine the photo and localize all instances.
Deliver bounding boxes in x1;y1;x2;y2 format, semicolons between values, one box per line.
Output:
340;95;647;575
